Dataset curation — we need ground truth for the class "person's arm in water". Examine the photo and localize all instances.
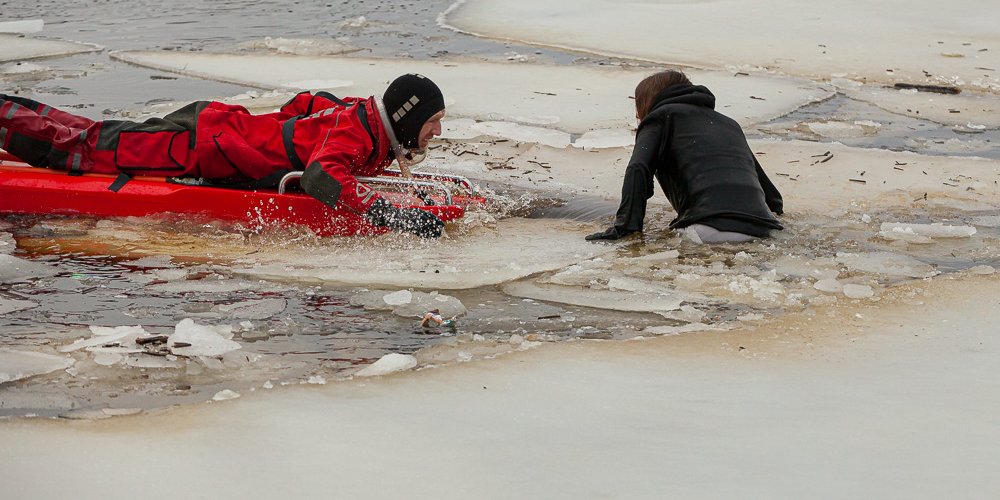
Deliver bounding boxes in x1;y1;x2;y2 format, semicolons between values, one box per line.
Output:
753;157;784;215
586;122;664;241
299;127;444;238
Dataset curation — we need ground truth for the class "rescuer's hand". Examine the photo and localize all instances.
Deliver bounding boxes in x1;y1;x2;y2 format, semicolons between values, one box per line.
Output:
365;198;445;238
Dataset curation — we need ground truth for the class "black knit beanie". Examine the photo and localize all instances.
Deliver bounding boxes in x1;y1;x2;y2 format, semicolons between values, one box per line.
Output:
382;74;445;148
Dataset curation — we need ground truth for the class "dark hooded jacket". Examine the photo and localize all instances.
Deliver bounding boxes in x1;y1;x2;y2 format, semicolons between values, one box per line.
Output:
610;84;783;237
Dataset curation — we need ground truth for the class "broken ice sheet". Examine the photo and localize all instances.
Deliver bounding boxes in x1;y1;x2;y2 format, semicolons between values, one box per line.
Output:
0;349;74;385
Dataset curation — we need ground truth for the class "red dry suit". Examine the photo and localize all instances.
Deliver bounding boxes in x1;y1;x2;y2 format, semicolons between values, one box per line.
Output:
0;92;394;214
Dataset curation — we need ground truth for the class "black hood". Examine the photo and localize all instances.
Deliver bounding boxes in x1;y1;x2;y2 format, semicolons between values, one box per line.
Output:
647;84;716;114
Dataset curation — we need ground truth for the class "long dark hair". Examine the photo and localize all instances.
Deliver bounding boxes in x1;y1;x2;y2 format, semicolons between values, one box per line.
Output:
634;70;692;120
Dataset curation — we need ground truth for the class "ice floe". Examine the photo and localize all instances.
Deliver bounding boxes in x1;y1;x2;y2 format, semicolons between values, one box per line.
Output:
0;19;44;34
0;254;59;282
110;51;830;133
443;0;1000;91
0;349;74;385
0;34;100;63
0;232;14;254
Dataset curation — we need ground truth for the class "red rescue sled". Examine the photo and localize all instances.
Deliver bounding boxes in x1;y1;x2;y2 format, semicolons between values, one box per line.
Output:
0;151;480;237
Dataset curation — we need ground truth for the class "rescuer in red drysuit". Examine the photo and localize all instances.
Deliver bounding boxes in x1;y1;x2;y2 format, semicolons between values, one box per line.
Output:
0;73;447;237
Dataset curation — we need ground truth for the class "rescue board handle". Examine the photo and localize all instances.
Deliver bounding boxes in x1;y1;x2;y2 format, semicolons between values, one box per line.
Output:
278;171;454;205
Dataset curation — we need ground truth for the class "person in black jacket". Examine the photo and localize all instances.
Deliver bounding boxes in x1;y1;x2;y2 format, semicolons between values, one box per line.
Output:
586;70;783;244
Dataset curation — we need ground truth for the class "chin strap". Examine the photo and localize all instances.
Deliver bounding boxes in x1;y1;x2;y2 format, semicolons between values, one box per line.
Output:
374;96;413;178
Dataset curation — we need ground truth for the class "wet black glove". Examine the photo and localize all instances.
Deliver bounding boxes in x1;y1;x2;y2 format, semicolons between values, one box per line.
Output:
365;198;444;238
585;226;635;241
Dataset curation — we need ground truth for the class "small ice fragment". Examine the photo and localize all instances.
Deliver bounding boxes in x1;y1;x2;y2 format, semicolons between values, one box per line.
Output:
355;353;417;377
571;129;635;149
93;352;123;366
842;284;874;299
212;389;241;401
307;375;327;385
969;265;996;275
861;214;872;223
168;319;242;357
262;380;274;389
813;279;843;293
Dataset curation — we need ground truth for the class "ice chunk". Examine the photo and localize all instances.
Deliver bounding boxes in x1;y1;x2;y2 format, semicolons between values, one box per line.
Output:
835;252;937;279
382;290;414;306
0;298;38;315
0;349;74;384
212;389;241;401
0;232;15;254
843;284;875;299
168;319;242;357
0;254;59;282
571;129;635;149
355;353;418;377
879;222;977;240
59;325;148;353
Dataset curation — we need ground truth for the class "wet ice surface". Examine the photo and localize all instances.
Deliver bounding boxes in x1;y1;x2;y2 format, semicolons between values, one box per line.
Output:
3;201;999;418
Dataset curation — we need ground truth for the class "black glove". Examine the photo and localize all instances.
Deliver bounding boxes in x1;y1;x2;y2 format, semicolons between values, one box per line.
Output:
365;198;445;238
585;226;635;241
